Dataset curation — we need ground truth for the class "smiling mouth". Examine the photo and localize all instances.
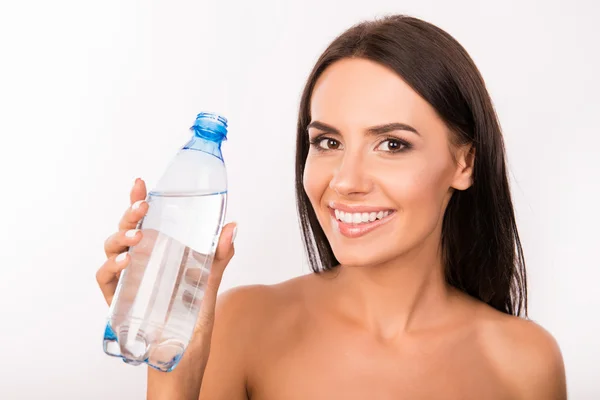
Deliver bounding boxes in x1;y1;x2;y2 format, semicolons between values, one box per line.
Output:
333;209;392;224
327;206;396;238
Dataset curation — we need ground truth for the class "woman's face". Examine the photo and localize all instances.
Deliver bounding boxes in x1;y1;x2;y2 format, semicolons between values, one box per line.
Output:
303;58;473;268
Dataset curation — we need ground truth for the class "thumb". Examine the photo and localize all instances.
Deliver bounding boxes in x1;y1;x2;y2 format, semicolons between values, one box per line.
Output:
213;222;237;270
195;222;237;327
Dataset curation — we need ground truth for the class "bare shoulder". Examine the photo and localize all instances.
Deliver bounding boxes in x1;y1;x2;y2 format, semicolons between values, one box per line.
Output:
473;304;567;399
214;273;314;330
200;276;313;398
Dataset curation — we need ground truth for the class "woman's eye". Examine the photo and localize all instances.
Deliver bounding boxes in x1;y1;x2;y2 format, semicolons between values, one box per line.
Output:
376;139;405;152
318;138;341;150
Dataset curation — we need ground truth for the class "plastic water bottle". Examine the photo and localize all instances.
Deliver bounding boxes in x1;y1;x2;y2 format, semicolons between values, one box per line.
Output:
103;112;229;372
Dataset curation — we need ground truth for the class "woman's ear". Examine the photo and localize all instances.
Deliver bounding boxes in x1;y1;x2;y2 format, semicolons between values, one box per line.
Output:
451;145;475;191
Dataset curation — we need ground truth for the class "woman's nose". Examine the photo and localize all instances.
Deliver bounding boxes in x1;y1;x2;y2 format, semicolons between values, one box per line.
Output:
329;152;373;197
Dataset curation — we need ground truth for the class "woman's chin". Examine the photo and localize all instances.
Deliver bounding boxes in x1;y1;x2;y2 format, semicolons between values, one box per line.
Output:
331;250;391;269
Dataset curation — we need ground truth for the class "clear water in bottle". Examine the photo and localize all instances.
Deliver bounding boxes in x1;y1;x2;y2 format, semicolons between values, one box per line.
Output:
103;112;229;372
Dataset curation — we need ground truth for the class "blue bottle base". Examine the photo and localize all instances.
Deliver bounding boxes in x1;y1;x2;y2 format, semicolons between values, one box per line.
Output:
103;322;185;373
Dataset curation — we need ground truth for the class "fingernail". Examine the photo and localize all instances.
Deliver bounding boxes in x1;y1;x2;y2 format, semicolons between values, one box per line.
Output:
132;200;144;210
116;252;127;263
125;229;139;238
231;225;238;244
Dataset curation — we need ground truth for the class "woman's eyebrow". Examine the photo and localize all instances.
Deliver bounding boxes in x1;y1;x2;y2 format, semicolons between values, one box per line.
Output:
367;122;420;136
307;121;339;134
308;120;420;136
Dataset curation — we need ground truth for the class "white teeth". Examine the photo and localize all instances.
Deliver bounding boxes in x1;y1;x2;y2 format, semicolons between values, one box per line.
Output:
334;209;391;224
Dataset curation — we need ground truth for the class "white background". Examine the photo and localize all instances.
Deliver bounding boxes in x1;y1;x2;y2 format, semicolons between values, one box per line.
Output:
0;0;598;398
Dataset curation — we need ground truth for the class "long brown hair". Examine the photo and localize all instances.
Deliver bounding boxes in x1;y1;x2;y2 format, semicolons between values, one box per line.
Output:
294;15;527;317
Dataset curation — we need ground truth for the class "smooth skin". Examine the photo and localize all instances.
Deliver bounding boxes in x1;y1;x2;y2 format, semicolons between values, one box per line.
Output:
97;58;566;399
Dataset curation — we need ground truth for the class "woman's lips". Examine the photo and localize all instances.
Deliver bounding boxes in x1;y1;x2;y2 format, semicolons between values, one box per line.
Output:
329;207;396;239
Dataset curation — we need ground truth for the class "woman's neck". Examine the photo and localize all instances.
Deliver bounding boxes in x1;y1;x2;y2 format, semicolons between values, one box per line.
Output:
326;238;455;339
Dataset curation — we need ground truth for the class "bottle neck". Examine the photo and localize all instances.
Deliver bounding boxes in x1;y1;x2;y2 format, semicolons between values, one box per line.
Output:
182;135;224;160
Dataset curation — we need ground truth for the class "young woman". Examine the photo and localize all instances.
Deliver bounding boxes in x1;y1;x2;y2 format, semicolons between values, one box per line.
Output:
97;15;567;399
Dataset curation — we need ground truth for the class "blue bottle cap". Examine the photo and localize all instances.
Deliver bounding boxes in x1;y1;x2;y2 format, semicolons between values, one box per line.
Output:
192;112;228;142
